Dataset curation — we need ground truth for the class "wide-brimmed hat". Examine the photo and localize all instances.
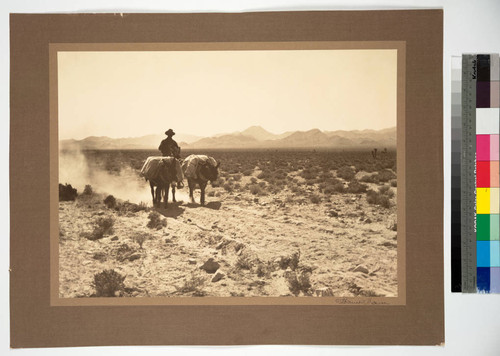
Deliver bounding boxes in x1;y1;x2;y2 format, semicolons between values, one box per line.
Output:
165;129;175;136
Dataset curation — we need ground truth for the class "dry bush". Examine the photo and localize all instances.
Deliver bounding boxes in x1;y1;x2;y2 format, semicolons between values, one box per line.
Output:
319;179;345;194
235;254;253;270
82;184;94;196
147;211;167;230
133;233;150;249
310;194;321;204
103;195;117;209
82;216;115;241
177;273;206;296
59;183;78;201
286;270;312;296
92;269;125;297
248;183;267;196
116;201;148;215
366;185;394;209
279;251;300;271
336;166;356;181
255;260;275;278
210;177;224;188
223;182;234;192
346;180;368;194
232;173;243;181
360;169;396;184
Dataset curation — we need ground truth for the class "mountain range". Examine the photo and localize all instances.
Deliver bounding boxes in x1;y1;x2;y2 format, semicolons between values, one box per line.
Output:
60;126;396;150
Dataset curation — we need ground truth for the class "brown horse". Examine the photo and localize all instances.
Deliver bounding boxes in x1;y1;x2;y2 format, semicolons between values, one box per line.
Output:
147;158;178;207
186;159;220;205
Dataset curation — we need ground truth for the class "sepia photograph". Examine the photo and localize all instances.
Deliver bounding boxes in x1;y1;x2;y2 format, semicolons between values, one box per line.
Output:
56;44;400;300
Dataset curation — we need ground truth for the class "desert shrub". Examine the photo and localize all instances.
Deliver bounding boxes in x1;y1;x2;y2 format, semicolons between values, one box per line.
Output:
250;177;258;184
103;195;117;209
92;252;107;262
336;166;355;181
366;185;394;208
360;174;377;183
257;171;268;180
376;169;396;182
59;183;78;201
319;179;345;194
133;233;150;249
242;169;253;176
82;216;115;240
279;251;300;271
177;273;206;296
390;179;397;187
223;182;234;192
236;254;253;270
360;169;396;184
211;177;224;188
378;185;395;198
83;184;93;195
92;269;125;297
146;211;167;229
248;184;267;196
346;180;368;194
300;168;318;180
255;260;275;278
310;194;321;204
232;173;242;181
116;201;148;215
286;270;312;296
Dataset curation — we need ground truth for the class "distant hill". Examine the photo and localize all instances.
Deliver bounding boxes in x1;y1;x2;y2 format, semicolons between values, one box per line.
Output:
60;126;396;150
60;133;202;150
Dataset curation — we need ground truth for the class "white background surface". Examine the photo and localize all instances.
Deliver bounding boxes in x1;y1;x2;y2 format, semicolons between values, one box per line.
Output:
2;0;500;355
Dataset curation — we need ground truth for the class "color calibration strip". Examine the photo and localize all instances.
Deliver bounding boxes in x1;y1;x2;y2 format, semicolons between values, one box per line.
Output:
476;54;500;293
454;54;500;293
451;56;462;292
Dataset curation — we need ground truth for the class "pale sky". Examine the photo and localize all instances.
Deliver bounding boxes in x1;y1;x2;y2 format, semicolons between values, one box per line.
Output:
58;49;397;140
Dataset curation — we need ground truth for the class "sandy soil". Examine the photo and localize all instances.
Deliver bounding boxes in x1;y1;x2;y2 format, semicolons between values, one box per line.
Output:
59;174;398;299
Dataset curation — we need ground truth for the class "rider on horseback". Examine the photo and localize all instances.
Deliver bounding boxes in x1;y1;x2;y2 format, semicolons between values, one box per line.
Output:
159;129;184;188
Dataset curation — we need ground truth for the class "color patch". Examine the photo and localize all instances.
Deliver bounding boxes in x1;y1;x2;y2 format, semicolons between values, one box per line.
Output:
477;214;490;240
477;242;491;267
491;241;500;267
490;214;500;240
477;82;491;108
477;267;491;292
477;161;490;187
491;82;499;108
491;188;500;214
476;108;500;134
490;135;499;160
490;268;500;293
477;135;490;161
477;188;491;214
490;161;499;187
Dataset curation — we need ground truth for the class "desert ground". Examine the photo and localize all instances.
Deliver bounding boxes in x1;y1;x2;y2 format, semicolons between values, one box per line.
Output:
58;149;398;298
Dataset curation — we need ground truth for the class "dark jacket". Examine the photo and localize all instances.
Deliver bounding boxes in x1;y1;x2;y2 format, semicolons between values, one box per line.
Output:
159;137;180;158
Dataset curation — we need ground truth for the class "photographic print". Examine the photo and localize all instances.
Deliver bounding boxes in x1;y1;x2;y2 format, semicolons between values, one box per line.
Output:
54;43;401;302
12;12;444;347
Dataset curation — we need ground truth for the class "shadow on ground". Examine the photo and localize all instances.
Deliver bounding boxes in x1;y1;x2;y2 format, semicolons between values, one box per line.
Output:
185;201;222;210
155;201;185;218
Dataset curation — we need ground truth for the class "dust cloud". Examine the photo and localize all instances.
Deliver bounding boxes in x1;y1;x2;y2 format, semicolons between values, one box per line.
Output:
59;149;191;204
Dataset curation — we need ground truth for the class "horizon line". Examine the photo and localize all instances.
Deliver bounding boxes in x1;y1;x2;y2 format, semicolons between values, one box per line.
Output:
59;125;397;141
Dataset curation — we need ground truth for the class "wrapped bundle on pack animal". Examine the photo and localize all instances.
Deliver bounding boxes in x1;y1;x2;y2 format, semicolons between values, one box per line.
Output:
141;156;184;183
182;154;220;205
182;155;218;180
141;156;184;206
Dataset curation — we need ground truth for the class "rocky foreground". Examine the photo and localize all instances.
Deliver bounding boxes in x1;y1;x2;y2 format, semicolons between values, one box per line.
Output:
59;175;398;299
